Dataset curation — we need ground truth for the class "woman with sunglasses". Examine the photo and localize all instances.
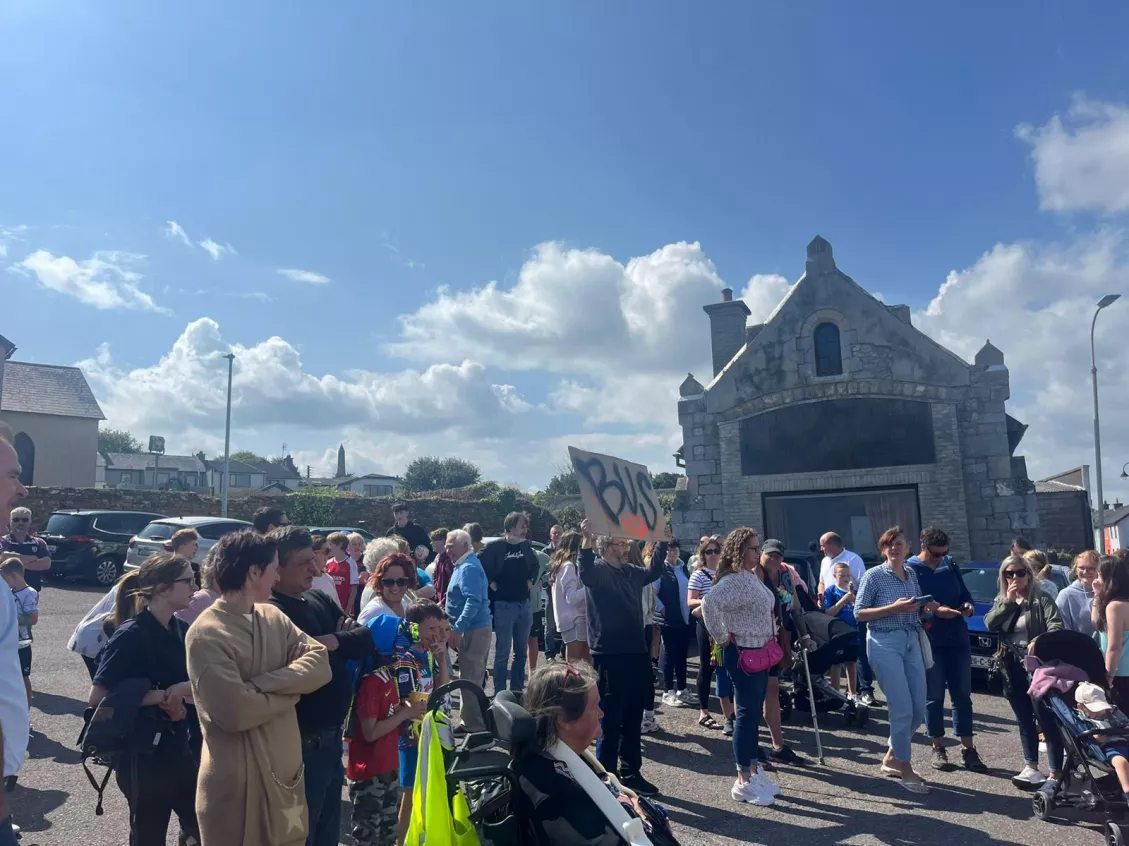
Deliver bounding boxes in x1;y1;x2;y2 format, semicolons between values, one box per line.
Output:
358;553;418;625
986;554;1064;789
88;553;201;846
701;527;781;805
688;537;735;733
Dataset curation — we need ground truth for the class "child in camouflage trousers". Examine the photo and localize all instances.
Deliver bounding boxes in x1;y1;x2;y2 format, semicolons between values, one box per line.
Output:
347;667;427;845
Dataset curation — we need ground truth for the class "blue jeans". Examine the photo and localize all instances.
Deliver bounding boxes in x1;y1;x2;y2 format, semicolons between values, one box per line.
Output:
723;644;769;773
302;727;345;846
492;600;533;693
857;620;874;693
0;818;15;846
926;642;974;739
716;664;734;700
867;628;926;761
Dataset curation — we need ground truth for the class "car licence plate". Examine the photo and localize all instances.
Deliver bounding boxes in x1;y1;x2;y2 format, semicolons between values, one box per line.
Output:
970;655;993;669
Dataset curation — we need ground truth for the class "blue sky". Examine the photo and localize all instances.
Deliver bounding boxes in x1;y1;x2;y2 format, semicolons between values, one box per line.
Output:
3;2;1129;492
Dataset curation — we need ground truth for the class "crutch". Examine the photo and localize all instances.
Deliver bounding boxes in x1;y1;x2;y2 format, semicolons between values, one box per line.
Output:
798;645;825;765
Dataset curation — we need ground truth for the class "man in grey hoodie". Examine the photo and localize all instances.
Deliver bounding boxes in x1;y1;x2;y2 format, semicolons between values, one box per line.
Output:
1056;550;1101;637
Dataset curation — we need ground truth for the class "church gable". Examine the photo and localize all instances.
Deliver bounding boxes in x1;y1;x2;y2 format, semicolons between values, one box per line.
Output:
707;237;970;413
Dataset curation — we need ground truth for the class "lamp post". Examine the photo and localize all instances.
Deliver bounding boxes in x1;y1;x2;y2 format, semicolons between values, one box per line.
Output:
1091;294;1121;552
221;353;235;518
1121;463;1129;480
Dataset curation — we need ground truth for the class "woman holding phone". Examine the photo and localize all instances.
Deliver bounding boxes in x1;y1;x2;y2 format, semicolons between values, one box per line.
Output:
855;526;938;794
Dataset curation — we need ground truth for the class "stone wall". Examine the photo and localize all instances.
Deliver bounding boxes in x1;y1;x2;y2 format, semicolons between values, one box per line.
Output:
1036;490;1094;555
17;487;557;540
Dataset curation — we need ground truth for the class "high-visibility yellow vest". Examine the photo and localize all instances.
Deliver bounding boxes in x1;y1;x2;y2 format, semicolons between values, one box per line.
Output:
405;710;480;846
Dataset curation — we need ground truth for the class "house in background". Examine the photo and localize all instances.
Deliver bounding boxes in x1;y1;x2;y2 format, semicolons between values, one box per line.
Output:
330;473;403;497
247;456;303;491
0;332;105;488
104;452;209;490
1102;502;1129;553
205;459;268;496
1034;466;1095;555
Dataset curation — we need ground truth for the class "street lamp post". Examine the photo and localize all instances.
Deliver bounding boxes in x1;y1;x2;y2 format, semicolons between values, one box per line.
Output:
1091;294;1121;552
221;353;235;518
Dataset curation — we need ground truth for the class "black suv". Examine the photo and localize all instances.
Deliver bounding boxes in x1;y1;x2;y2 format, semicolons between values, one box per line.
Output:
41;510;166;586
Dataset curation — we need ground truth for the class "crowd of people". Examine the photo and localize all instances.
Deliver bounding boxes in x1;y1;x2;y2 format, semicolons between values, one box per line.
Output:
7;423;1129;844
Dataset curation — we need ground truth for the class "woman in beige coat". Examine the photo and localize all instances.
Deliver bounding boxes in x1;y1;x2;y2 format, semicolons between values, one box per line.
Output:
186;530;331;846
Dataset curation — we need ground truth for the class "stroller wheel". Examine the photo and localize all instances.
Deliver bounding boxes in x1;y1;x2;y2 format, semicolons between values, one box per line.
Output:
1032;791;1052;821
1107;822;1125;846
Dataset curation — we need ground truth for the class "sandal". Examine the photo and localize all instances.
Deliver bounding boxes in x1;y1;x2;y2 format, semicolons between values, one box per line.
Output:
698;715;721;730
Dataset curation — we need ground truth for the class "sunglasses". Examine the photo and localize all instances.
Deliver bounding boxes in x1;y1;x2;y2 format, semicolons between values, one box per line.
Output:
705;548;721;555
1004;570;1029;579
10;518;30;523
381;577;411;588
1077;567;1098;575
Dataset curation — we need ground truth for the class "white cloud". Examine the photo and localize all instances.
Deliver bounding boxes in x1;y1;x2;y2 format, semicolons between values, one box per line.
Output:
12;249;168;313
277;268;330;285
0;245;6;258
1017;96;1129;214
913;230;1129;489
198;238;236;260
738;273;795;324
164;220;193;248
78;318;533;450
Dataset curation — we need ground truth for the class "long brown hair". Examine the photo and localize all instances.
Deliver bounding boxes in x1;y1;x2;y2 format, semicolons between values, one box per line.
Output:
549;531;581;584
109;553;192;631
714;527;759;584
1094;550;1129;633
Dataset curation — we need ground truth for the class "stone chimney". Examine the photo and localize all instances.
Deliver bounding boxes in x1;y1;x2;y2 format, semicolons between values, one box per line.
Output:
703;288;751;377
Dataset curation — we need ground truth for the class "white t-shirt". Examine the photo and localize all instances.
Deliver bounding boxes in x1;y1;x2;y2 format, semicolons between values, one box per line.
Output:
1;589;30;777
357;595;406;626
312;573;342;608
819;549;866;590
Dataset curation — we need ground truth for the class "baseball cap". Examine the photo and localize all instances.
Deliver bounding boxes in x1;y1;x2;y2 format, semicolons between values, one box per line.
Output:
762;539;785;555
1076;682;1114;717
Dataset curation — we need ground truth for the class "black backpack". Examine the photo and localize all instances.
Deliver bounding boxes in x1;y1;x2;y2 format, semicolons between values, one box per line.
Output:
77;677;152;814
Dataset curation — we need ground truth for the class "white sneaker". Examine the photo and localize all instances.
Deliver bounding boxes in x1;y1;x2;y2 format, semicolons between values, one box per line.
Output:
752;768;782;797
1012;765;1047;786
731;777;774;806
677;688;700;706
661;691;683;708
640;715;660;734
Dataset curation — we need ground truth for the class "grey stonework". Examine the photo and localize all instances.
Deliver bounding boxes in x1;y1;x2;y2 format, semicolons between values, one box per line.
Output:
673;236;1038;563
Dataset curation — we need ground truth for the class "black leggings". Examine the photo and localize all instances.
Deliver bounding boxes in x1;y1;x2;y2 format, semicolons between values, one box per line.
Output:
661;626;691;691
695;620;715;707
116;749;199;846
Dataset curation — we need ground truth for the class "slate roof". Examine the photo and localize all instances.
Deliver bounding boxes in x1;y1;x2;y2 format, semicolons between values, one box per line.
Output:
248;460;302;479
105;452;207;472
204;459;265;476
1035;479;1085;494
1102;504;1129;528
0;361;105;419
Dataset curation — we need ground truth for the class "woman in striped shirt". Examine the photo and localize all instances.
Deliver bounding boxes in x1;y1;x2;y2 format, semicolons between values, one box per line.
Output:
701;528;781;806
856;526;939;795
687;537;735;733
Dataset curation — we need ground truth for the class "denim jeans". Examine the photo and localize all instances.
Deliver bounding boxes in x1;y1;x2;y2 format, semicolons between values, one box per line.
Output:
302;727;345;846
857;620;874;694
866;627;927;761
1005;656;1064;772
722;644;769;772
492;600;533;693
926;642;975;739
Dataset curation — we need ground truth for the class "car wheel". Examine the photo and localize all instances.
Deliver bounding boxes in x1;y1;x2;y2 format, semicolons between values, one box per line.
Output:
94;556;122;586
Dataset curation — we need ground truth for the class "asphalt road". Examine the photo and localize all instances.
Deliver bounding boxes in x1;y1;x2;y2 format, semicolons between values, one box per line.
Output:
9;581;1115;846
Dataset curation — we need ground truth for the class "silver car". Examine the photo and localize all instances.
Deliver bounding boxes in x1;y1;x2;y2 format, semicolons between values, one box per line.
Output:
125;516;254;571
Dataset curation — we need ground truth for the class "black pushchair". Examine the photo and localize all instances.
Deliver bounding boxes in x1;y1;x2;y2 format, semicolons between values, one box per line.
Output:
424;679;680;845
780;610;870;729
1027;630;1129;844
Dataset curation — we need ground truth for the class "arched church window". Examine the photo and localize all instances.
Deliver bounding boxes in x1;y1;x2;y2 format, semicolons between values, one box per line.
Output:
813;322;843;376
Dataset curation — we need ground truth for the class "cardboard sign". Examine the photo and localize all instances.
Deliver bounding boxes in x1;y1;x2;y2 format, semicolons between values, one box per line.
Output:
568;446;664;541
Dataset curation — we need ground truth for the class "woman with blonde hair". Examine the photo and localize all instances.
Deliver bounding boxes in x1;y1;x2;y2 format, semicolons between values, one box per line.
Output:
1024;549;1060;601
1056;550;1100;635
687;536;735;733
701;527;780;805
855;526;937;794
986;553;1064;790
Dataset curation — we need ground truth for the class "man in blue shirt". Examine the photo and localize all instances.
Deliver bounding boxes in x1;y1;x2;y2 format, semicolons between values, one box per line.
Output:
907;527;987;773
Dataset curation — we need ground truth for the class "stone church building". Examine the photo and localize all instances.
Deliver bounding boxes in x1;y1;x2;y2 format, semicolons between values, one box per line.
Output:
672;236;1039;564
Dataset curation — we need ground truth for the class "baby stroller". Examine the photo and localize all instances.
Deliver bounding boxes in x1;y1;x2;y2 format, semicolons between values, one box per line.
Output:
780;609;870;729
420;679;678;846
1027;630;1129;844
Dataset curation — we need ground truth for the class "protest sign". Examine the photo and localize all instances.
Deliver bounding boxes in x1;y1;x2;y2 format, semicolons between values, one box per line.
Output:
568;446;664;541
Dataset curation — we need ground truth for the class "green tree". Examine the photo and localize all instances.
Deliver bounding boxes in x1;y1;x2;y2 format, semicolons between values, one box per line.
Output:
402;456;482;492
650;471;682;490
99;427;142;454
544;464;580;496
551;504;584;529
284;487;339;526
229;450;268;464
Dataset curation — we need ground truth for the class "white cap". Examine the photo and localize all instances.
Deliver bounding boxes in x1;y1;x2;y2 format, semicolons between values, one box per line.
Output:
1076;682;1114;716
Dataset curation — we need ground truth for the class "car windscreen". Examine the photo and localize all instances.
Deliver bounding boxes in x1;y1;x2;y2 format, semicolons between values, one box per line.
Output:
960;567;1000;605
44;514;87;535
138;521;178;540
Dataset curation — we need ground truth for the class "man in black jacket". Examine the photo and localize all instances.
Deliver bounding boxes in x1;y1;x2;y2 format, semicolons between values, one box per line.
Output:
386;503;433;562
479;512;541;695
268;526;375;846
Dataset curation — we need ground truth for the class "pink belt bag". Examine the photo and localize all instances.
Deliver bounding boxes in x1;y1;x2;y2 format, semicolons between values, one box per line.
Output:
735;639;784;674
